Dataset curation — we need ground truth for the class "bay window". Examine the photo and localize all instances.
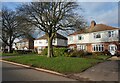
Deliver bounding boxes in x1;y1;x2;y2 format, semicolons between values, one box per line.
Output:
92;44;104;52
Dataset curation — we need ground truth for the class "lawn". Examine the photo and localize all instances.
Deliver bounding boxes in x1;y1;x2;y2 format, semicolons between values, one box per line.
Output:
1;52;37;56
4;55;106;74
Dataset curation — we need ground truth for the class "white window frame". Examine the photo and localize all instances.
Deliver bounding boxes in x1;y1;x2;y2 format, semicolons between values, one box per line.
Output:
78;35;84;40
53;39;55;43
69;46;74;50
108;31;115;37
35;41;37;44
77;45;86;51
39;41;42;44
69;36;73;41
94;33;101;39
92;44;104;52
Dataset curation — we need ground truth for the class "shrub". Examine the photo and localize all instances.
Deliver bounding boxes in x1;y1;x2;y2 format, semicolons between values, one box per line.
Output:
15;50;32;54
92;52;105;56
53;48;67;56
103;50;111;55
41;48;48;55
41;47;68;56
69;50;86;57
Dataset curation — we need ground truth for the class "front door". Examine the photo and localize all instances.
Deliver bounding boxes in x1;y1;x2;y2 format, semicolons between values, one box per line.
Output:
109;44;117;55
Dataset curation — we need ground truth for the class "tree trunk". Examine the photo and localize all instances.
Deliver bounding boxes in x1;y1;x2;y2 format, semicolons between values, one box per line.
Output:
8;44;13;53
47;37;54;57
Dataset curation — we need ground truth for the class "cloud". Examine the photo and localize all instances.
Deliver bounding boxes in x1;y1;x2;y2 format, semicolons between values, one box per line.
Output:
1;0;32;2
80;2;118;27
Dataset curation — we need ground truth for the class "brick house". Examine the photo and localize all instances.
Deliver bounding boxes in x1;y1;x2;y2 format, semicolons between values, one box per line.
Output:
68;21;120;54
34;33;68;54
16;38;34;50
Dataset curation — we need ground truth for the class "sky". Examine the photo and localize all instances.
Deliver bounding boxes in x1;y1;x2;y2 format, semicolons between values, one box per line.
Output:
1;1;119;28
1;0;119;38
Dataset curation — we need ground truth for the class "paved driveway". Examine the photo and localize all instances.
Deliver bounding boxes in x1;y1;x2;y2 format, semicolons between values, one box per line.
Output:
74;60;119;81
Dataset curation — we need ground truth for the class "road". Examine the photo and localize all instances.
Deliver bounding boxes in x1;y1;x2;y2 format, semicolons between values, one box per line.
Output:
2;62;76;81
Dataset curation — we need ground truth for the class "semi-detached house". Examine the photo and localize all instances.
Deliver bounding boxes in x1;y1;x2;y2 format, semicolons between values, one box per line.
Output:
68;21;120;54
34;33;68;54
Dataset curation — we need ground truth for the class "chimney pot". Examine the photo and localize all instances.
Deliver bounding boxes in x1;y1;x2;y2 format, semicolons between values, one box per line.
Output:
90;20;96;28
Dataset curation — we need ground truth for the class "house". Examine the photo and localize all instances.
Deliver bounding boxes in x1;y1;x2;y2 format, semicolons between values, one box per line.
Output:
16;38;34;50
68;20;120;54
34;33;68;54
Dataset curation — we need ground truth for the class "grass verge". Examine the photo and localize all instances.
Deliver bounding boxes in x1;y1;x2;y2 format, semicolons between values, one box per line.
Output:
4;55;105;74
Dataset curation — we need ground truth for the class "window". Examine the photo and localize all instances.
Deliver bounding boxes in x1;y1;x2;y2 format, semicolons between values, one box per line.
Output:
39;41;41;44
92;44;104;52
94;33;101;38
46;40;48;43
35;41;37;44
69;36;73;41
53;39;55;43
108;31;115;37
78;35;84;40
69;46;74;50
77;45;86;50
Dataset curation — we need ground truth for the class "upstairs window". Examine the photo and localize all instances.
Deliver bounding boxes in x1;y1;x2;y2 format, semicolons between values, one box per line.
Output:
53;39;55;43
46;40;48;43
94;33;101;38
69;36;73;41
78;35;84;40
39;41;42;44
108;31;115;37
35;41;37;44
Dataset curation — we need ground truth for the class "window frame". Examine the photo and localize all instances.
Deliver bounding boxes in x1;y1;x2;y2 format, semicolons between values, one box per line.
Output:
92;44;104;52
108;31;115;37
94;33;101;39
77;45;86;51
78;35;84;40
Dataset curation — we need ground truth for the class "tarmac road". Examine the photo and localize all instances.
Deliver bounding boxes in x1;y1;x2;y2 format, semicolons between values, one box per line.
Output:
2;62;76;81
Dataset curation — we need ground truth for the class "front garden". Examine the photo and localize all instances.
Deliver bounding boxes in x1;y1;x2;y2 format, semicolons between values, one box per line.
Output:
3;48;110;74
4;55;105;74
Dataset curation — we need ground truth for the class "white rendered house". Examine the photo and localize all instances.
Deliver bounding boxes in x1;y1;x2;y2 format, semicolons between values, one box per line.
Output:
68;21;120;55
34;33;68;54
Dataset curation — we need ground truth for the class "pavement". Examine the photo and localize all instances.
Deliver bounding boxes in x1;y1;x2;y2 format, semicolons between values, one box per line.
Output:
74;60;119;81
108;56;120;60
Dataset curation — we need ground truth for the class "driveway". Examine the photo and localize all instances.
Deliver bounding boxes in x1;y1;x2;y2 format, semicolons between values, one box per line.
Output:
74;60;119;81
2;62;76;81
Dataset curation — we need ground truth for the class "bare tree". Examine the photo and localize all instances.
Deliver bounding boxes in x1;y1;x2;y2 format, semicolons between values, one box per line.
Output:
18;2;86;57
1;7;34;53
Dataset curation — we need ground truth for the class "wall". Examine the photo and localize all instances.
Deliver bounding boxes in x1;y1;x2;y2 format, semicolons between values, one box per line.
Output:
34;39;48;47
68;29;119;45
56;38;67;46
34;38;67;48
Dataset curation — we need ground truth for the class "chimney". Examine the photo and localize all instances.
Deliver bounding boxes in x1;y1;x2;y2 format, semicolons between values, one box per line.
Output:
90;20;96;28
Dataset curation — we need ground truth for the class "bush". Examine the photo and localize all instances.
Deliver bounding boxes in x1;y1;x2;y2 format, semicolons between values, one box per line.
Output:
92;52;105;56
54;48;67;56
103;50;111;55
41;47;68;56
15;50;32;54
68;50;86;57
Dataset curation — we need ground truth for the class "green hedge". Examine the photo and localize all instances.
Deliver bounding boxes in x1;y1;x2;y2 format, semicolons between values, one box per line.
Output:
41;47;67;56
66;50;91;57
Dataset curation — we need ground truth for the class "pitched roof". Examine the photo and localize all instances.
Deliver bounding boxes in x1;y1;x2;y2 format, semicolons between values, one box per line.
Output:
16;38;35;43
16;39;29;43
36;33;67;40
69;23;119;36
